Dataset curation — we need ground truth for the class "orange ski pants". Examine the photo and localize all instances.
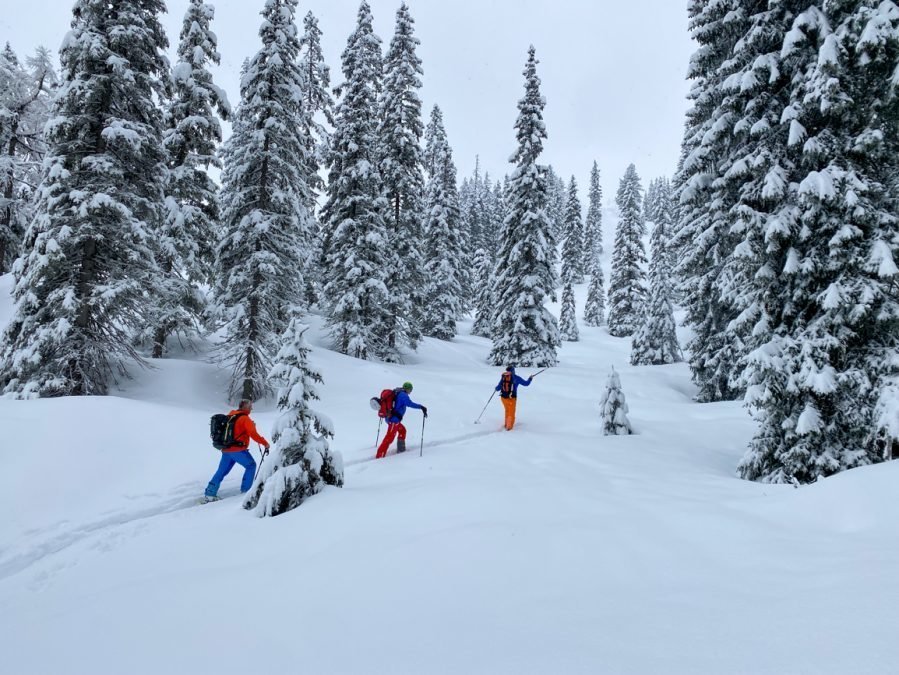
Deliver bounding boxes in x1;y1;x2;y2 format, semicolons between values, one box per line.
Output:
501;396;517;430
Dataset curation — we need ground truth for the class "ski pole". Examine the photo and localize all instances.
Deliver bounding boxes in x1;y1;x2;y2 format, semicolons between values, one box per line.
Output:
474;390;496;424
528;368;548;379
420;415;426;457
253;442;269;483
374;417;382;452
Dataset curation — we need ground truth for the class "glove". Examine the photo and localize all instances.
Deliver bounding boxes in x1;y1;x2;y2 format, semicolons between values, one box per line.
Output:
422;406;428;418
528;377;533;383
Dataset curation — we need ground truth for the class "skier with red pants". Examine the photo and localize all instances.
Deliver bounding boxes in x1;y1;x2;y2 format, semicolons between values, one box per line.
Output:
376;382;428;458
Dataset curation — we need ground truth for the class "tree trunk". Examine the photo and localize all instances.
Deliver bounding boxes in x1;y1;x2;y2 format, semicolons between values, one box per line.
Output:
241;126;271;402
72;237;98;395
241;283;259;401
151;257;174;358
387;192;401;350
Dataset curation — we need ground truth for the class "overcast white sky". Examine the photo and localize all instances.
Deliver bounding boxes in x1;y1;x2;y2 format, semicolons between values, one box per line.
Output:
1;0;694;201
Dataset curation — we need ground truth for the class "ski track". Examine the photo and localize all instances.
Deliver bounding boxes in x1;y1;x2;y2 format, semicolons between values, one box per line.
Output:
1;428;500;581
342;427;499;467
0;486;242;582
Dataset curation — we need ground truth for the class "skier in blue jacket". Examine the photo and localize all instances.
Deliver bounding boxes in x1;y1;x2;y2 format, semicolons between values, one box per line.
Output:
496;366;532;430
376;382;428;458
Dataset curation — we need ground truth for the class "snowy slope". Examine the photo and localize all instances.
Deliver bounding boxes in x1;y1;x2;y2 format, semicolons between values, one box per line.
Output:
1;268;897;674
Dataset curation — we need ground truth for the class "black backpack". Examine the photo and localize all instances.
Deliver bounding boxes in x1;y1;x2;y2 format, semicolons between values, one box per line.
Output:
209;412;247;450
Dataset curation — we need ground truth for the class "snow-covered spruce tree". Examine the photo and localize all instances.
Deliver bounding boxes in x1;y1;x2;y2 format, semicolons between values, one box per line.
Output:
672;0;748;402
0;1;168;398
244;319;344;517
606;164;647;337
379;2;425;354
584;160;603;256
489;47;560;368
457;161;487;301
299;10;335;201
485;178;506;255
459;158;486;253
545;164;566;247
470;246;494;337
561;176;585;284
643;177;662;225
559;280;579;341
321;0;391;361
475;168;491;259
582;162;605;326
599;367;632;435
422;102;444;179
422;107;467;340
583;252;605;327
297;11;335;306
146;0;230;358
735;2;899;484
459;178;472;228
631;180;681;366
212;0;315;401
0;45;55;273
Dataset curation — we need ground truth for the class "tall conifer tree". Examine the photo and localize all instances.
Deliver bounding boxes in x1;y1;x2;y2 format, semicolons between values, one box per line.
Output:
213;0;314;401
561;176;585;283
321;0;391;361
0;45;55;273
631;180;681;365
583;253;605;327
148;0;230;358
299;10;334;201
379;2;425;354
489;47;560;367
606;164;647;338
297;11;335;306
734;2;899;483
559;280;579;341
672;0;747;402
422;105;466;340
0;1;168;397
584;160;603;256
470;246;494;338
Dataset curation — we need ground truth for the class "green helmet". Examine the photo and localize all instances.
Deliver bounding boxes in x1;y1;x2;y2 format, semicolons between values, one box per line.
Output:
402;381;413;392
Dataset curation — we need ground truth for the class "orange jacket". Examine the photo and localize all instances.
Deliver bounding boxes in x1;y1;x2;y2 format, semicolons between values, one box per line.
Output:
225;410;269;452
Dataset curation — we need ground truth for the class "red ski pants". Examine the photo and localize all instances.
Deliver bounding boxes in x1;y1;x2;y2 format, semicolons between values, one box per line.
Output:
376;422;406;458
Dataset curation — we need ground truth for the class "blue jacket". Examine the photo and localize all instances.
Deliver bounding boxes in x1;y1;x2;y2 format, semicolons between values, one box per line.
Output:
389;389;423;423
496;370;532;399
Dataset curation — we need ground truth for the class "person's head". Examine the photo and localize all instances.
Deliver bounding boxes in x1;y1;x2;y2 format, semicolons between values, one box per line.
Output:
506;365;516;373
238;399;253;412
402;382;413;393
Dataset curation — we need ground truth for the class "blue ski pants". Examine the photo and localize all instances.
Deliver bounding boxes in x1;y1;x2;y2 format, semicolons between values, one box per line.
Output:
205;450;256;497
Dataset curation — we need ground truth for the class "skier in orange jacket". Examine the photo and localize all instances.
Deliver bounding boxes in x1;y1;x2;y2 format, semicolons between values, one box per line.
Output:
204;400;270;501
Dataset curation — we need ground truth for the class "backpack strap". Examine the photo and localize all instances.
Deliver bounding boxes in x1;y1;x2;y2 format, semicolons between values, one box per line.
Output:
225;411;248;446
